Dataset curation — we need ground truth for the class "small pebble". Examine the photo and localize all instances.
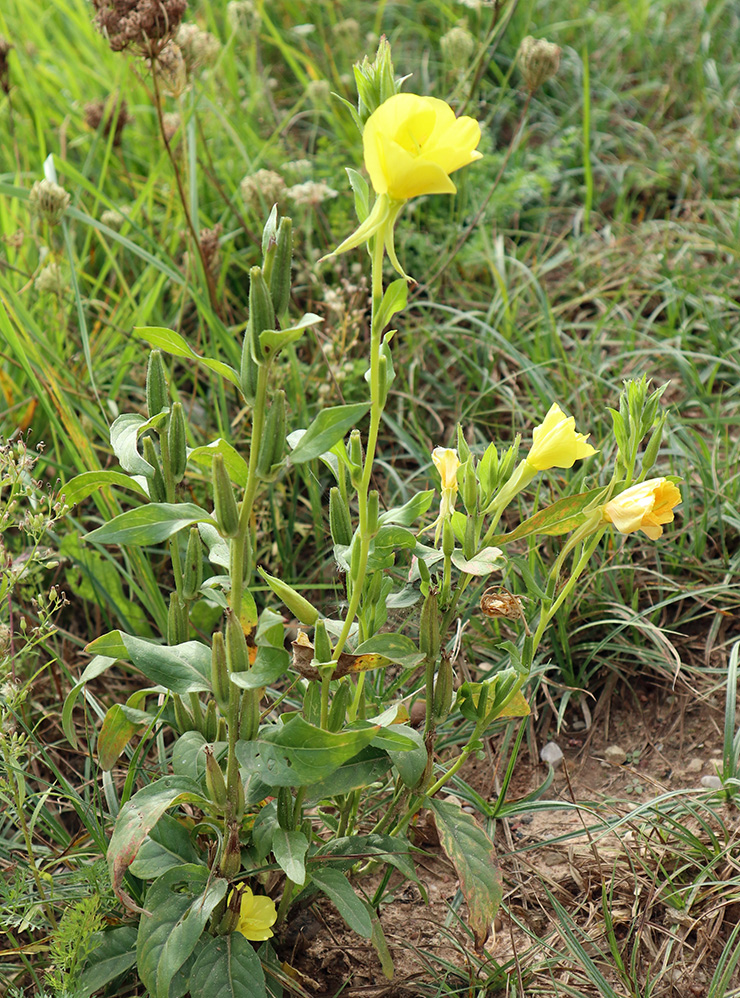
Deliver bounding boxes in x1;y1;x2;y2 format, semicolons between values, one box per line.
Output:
701;775;723;790
604;744;627;766
540;742;564;768
684;758;703;775
571;720;586;731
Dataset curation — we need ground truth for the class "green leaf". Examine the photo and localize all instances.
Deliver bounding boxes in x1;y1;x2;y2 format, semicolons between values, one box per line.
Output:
375;279;408;332
353;633;424;669
108;777;206;900
316;834;419;886
63;655;117;749
429;799;503;950
451;545;506;576
188;933;267;998
229;646;290;690
85;502;215;546
235;716;381;787
288;404;370;464
310;868;373;938
79;925;138;998
134;326;241;388
129;813;205;879
98;702;148;771
495;487;608;544
259;312;323;358
138;865;227;998
306;746;391;801
272;828;308;885
84;632;212;694
62;470;149;506
346;167;369;222
378;490;435;526
187;439;250;488
371;910;394;980
386;725;427;788
109;413;154;477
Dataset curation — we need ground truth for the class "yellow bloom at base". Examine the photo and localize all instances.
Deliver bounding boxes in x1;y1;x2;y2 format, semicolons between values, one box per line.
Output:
363;93;482;201
230;887;277;941
602;478;682;540
526;403;597;471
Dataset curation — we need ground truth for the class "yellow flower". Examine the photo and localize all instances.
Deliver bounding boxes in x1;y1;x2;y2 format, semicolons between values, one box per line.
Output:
231;887;277;941
602;478;681;540
362;93;482;201
432;447;460;492
431;447;460;544
526;403;597;471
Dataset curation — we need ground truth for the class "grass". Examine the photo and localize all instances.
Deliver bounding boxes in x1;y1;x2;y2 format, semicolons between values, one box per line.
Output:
1;0;740;994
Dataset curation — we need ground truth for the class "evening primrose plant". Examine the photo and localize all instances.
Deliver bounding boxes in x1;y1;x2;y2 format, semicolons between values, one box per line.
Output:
61;42;682;996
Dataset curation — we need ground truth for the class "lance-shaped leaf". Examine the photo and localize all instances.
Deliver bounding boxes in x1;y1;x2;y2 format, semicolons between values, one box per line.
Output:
291;631;393;681
494;487;608;544
84;631;212;694
234;715;381;787
62;470;149;506
429;799;502;951
288;403;370;464
107;777;206;909
378;489;435;526
134;326;241;388
259;312;323;360
309;867;373;939
187;439;249;488
188;933;267;998
272;828;309;884
78;925;138;998
85;502;215;546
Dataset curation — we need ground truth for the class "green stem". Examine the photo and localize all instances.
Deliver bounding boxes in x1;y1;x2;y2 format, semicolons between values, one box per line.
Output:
160;430;183;599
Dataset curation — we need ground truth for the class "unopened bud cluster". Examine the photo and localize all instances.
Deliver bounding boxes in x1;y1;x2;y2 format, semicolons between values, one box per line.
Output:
29;179;70;226
519;36;561;92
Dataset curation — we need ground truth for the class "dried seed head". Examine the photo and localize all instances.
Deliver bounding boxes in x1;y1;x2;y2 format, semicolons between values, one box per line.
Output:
0;36;12;95
176;22;220;74
288;181;338;207
91;0;187;54
84;95;132;146
154;40;187;96
226;0;258;33
199;223;223;273
240;169;287;212
100;205;132;229
29;179;71;226
35;262;68;296
332;19;360;49
519;36;561;92
306;79;330;103
441;24;475;70
162;111;181;142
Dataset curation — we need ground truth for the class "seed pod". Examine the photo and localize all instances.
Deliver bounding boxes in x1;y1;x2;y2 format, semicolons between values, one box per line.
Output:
256;390;286;480
432;656;454;723
366;570;383;607
313;619;332;665
142;436;167;503
461;456;478;516
227;761;245;819
300;817;313;843
168;591;188;644
203;698;219;741
367;490;379;537
442;518;455;557
239;688;259;741
419;588;440;662
213;454;239;538
205;746;228;806
327;681;352;732
269;216;292;320
211;631;230;712
303;681;321;725
348;429;363;475
168;401;187;484
463;515;476;561
218;824;242;880
217;717;228;741
182;527;203;601
249;265;275;362
173;693;195;733
240;320;259;403
146;349;168;417
225;610;250;674
329;487;353;546
277;786;294;830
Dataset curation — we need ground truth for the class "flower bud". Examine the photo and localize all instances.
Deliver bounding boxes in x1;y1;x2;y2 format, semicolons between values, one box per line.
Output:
29;178;70;226
329;487;353;547
249;265;275;361
269;216;293;320
168;592;188;644
213;454;240;538
205;746;228;807
142;436;167;502
419;588;440;662
173;693;195;733
461;456;478;516
353;37;399;126
313;619;332;665
146;350;169;418
519;36;561;93
348;429;364;486
168;401;187;484
641;413;667;474
225;609;250;674
258;567;320;626
211;631;230;712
